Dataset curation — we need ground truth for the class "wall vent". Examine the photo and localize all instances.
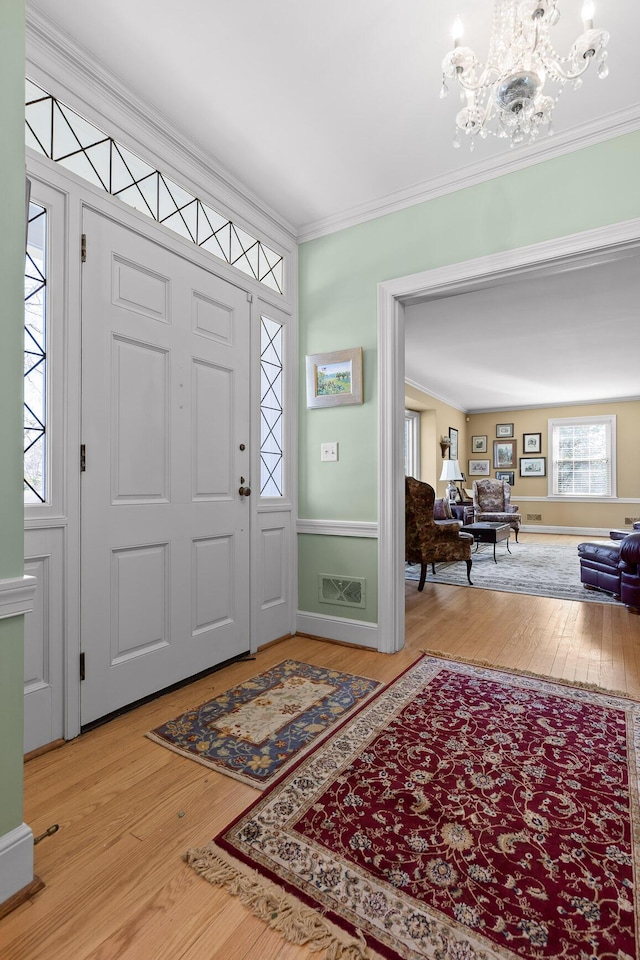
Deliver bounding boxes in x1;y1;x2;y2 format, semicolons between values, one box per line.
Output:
526;513;542;522
318;575;366;608
625;517;640;525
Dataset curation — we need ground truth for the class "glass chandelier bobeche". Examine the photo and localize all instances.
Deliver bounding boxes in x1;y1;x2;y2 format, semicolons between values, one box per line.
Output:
441;0;609;149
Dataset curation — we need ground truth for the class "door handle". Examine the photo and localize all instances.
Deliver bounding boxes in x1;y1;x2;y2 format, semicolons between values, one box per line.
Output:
239;486;251;497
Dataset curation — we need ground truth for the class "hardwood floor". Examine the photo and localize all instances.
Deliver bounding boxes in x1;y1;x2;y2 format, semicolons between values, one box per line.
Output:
5;533;640;959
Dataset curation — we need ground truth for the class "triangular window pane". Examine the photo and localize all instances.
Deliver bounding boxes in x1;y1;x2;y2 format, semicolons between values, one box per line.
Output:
115;145;155;184
58;151;107;191
26;78;47;103
111;144;137;194
180;200;198;242
162;209;193;242
52;102;85;160
136;173;159;219
158;175;178;221
58;103;106;149
199;204;230;236
200;234;228;263
25;98;53;156
214;224;232;263
161;175;195;211
26;124;46;156
84;140;113;191
116;184;154;218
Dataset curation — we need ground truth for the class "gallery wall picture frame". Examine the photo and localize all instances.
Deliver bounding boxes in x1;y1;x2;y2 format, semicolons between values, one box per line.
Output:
493;439;517;469
496;470;515;486
496;423;514;438
468;459;490;476
520;456;546;477
306;347;363;408
471;435;487;453
448;427;458;460
523;432;542;453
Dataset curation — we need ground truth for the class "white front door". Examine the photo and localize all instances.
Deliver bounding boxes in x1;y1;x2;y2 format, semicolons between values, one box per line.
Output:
80;209;251;725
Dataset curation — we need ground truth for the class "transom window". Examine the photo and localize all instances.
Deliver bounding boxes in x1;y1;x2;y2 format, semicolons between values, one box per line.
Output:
25;78;284;295
24;202;47;503
260;316;284;497
549;415;616;498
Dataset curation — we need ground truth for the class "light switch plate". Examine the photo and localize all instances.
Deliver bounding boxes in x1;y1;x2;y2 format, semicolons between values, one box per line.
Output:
321;442;338;462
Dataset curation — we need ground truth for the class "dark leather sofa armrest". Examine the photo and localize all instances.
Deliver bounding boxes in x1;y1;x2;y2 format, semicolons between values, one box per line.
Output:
620;533;640;570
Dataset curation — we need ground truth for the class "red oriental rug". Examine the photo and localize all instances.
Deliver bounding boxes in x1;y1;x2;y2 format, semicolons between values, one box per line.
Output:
186;655;640;960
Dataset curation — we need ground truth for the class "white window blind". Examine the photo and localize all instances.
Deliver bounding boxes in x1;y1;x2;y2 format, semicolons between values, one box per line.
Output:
549;415;615;497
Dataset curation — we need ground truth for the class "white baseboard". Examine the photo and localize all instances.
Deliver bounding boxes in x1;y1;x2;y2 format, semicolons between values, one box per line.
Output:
521;525;623;537
0;823;34;906
297;611;379;649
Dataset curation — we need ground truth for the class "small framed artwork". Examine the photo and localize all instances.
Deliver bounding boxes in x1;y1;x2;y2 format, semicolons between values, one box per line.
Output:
306;347;363;408
520;456;546;477
493;439;517;469
496;423;514;438
468;459;490;476
448;427;458;460
523;432;542;454
496;470;515;486
471;435;487;453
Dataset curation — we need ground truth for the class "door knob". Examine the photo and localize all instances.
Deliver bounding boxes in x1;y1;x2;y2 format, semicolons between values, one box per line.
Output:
239;486;251;497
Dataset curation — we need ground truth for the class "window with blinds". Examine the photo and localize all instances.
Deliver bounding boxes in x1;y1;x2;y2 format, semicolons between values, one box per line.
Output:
549;415;616;497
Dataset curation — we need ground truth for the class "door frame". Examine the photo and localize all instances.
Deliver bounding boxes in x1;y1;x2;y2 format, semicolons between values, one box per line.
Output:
377;216;640;655
25;150;297;743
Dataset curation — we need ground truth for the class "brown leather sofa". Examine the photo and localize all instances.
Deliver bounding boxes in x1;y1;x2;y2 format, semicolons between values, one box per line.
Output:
577;525;640;612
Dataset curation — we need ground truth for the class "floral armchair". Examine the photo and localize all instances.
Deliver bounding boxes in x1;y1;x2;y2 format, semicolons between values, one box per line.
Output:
405;477;473;591
472;479;522;542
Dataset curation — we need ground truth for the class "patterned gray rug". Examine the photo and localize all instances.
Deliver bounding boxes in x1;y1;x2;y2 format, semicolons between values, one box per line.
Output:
406;539;621;606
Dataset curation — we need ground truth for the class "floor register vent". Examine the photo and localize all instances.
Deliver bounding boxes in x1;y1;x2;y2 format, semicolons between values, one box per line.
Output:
319;575;366;608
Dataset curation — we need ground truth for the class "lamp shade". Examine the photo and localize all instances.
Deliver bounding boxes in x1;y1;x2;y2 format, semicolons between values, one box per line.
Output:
439;459;463;482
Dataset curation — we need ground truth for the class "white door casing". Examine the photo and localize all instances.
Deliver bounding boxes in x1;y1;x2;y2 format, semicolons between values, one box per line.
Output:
80;208;252;725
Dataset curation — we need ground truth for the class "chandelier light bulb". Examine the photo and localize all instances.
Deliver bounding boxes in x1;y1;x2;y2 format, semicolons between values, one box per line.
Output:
440;0;610;151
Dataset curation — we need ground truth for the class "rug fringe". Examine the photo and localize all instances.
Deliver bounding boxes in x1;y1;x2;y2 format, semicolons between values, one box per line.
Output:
185;845;377;959
419;648;636;700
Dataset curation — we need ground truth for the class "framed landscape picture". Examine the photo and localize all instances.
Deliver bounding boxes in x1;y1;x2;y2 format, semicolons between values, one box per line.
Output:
523;432;542;453
520;456;546;477
471;435;487;453
496;470;515;486
468;459;490;476
448;427;458;460
306;347;363;408
493;439;517;469
496;423;514;438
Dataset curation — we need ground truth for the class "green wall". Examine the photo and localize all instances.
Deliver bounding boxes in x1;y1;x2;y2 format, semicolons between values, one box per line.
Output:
298;132;640;623
0;0;26;840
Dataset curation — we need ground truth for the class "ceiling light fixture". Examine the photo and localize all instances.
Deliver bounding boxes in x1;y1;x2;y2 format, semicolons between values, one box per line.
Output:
441;0;610;150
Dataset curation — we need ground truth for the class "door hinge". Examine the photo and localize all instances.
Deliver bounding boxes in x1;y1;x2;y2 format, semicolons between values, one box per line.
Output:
81;233;87;263
80;652;86;681
80;444;86;472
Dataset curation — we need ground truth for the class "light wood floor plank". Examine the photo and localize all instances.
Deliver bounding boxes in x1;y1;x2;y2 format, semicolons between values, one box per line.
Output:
5;535;640;960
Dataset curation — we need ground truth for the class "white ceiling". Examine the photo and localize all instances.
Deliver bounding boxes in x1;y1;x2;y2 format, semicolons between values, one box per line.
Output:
405;252;640;412
29;0;639;237
28;0;640;412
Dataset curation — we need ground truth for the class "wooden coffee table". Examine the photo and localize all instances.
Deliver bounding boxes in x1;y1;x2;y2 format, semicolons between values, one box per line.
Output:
460;522;511;562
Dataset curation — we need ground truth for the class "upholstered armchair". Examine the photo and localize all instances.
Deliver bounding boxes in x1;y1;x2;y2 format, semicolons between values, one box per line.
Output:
405;477;473;591
472;479;522;542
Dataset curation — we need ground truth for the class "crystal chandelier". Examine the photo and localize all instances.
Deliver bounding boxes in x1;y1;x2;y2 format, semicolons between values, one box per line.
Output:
441;0;610;149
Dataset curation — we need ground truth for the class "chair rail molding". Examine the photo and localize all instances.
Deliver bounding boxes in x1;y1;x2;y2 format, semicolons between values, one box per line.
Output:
378;216;640;655
296;519;378;538
0;576;37;621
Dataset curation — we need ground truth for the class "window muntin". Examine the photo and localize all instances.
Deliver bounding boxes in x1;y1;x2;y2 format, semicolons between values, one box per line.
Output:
549;415;615;497
24;202;47;503
25;78;284;295
260;316;283;497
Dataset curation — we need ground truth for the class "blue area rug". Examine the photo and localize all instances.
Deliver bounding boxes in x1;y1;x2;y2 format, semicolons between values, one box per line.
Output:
147;659;380;788
406;539;620;606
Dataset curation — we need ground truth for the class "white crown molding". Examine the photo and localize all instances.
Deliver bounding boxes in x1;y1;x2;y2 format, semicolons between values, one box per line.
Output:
25;7;296;249
298;106;640;243
0;576;37;621
296;519;378;538
404;378;467;413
